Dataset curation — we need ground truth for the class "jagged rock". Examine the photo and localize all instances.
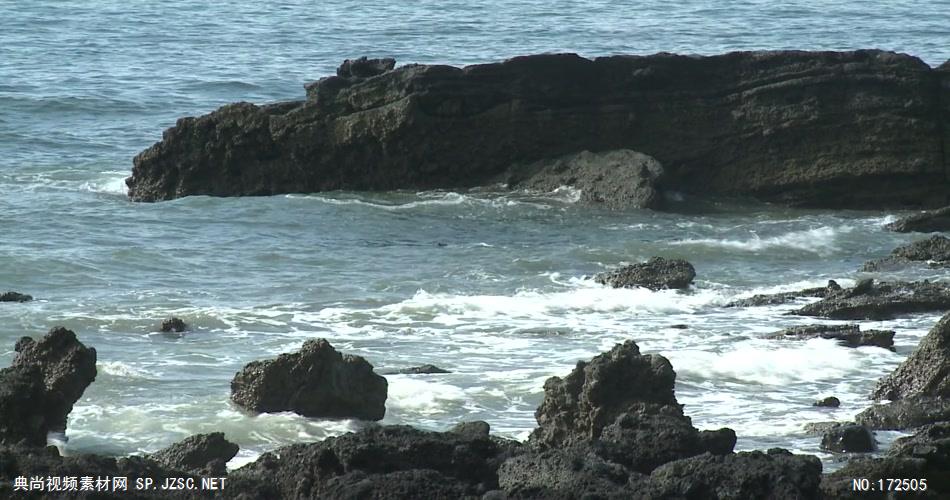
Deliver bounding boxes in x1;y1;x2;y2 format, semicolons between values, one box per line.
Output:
872;312;950;401
160;317;187;333
0;327;97;446
820;424;876;453
0;291;32;302
855;396;950;430
128;51;949;209
814;396;841;408
231;338;387;420
642;450;823;500
337;57;396;79
594;257;695;290
228;424;520;499
792;279;950;320
378;364;451;375
497;448;638;499
726;280;841;307
863;235;950;270
150;432;239;477
765;324;894;349
503;149;665;209
886;206;950;233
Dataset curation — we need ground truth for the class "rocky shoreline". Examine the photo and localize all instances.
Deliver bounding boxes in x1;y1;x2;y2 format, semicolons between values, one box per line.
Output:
127;51;950;210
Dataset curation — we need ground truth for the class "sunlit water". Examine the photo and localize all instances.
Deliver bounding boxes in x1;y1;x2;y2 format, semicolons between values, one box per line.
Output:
2;0;948;472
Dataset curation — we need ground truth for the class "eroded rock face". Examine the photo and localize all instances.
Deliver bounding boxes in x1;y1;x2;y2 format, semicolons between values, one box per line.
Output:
886;206;950;233
765;324;894;349
594;257;696;290
230;338;388;420
0;327;97;446
872;312;950;401
150;432;239;477
128;51;949;209
792;279;950;320
862;235;950;270
504;149;665;209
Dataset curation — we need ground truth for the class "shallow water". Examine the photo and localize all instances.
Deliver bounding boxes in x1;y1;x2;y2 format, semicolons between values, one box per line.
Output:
2;0;949;472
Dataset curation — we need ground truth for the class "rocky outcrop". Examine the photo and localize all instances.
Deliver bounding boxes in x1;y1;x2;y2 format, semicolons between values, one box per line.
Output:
765;324;894;349
594;257;696;290
150;432;239;476
792;279;950;320
862;235;950;270
160;317;187;333
0;327;97;446
820;424;876;453
379;364;451;375
856;396;950;430
726;280;841;307
872;312;950;401
503;149;665;209
128;51;950;209
0;291;32;302
886;206;950;233
231;338;387;420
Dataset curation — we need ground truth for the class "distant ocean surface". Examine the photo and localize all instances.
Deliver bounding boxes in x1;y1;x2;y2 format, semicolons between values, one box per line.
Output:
2;1;948;469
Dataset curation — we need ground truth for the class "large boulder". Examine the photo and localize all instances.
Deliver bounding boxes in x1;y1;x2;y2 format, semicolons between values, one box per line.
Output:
594;257;696;290
504;149;665;209
128;51;948;209
765;324;894;349
862;235;950;270
231;338;388;420
886;206;950;233
150;432;239;476
0;327;97;446
792;279;950;320
871;312;950;401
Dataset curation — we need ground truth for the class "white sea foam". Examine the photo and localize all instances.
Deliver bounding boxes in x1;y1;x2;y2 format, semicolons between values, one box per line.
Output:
99;361;153;379
671;226;852;254
387;377;468;415
80;173;129;195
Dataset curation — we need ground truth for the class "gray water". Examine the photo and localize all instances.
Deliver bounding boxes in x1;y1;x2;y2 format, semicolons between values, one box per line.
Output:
2;0;949;470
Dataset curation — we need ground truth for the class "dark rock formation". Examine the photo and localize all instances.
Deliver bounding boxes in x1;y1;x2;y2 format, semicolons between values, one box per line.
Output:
231;338;387;420
886;206;950;233
0;291;32;302
503;149;665;209
0;327;97;446
792;279;950;320
820;424;876;453
497;448;636;499
765;324;894;349
379;364;451;375
128;51;950;210
726;280;841;307
160;316;187;333
856;396;950;430
814;396;841;408
150;432;239;476
336;56;396;79
862;235;950;271
594;257;696;290
872;312;950;401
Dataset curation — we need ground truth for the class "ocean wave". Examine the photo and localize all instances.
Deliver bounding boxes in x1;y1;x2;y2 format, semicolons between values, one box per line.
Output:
671;226;852;254
285;188;578;211
79;173;129;196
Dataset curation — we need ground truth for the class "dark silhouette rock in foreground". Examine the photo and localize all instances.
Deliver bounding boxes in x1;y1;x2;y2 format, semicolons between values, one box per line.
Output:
594;257;696;290
379;364;451;375
0;327;96;446
886;206;950;233
0;291;32;302
503;149;665;210
726;280;841;307
160;316;187;333
230;338;388;420
820;424;876;453
128;51;949;210
862;235;950;271
814;396;841;408
872;312;950;401
765;324;894;349
150;432;239;477
792;279;950;320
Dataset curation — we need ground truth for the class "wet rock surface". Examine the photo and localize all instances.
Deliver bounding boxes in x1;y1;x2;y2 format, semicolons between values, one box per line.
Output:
862;235;950;270
872;312;950;401
230;338;388;420
128;51;949;209
160;317;187;333
856;396;950;430
765;324;895;349
0;291;32;302
149;432;239;477
593;257;696;290
820;424;876;453
725;280;841;307
814;396;841;408
503;149;665;210
378;364;451;375
886;206;950;233
792;279;950;320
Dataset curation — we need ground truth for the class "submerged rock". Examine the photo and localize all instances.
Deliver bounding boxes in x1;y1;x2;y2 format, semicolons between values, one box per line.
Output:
0;291;32;302
378;364;451;375
0;327;97;446
820;424;876;453
871;312;950;401
150;432;239;476
594;257;696;290
726;280;841;307
765;324;894;349
230;338;388;420
504;149;665;209
160;316;187;333
862;235;950;270
128;51;949;209
886;206;950;233
792;279;950;320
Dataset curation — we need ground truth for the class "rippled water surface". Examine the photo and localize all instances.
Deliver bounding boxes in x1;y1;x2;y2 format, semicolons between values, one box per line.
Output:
2;0;949;470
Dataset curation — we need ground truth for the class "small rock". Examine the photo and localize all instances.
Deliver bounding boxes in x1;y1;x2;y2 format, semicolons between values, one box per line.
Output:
378;364;451;375
150;432;239;476
450;421;490;439
885;206;950;233
0;291;32;303
820;424;876;453
813;396;841;408
594;257;696;290
337;57;396;79
160;317;187;333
